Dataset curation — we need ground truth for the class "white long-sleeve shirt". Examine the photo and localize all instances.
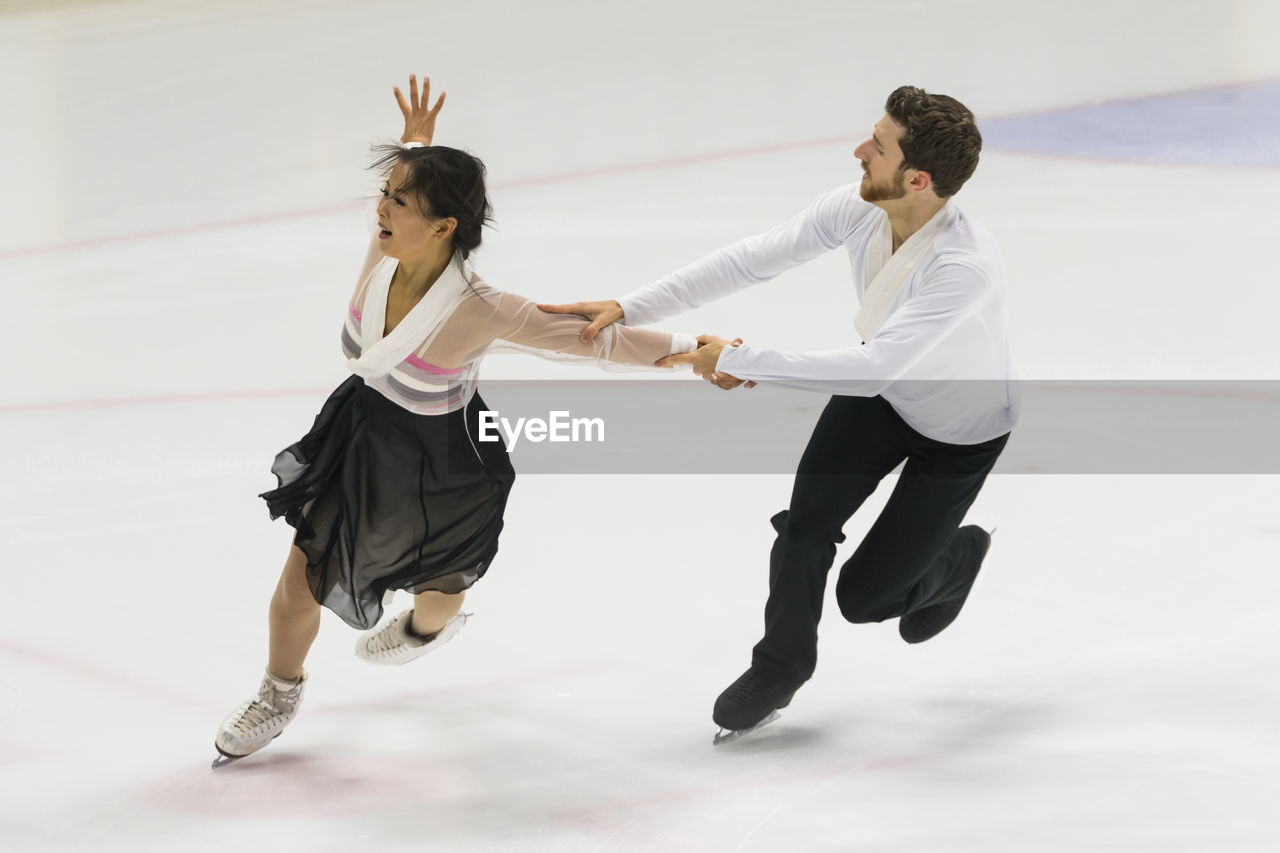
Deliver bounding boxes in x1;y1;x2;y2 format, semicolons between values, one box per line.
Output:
617;183;1019;445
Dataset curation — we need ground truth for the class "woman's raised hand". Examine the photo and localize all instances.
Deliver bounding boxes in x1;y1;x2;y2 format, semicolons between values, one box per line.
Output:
394;74;446;146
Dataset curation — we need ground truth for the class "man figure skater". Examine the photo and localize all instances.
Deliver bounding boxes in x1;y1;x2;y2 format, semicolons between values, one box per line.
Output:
542;86;1019;737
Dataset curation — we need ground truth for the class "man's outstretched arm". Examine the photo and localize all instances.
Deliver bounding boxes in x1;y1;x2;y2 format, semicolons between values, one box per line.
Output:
538;183;871;343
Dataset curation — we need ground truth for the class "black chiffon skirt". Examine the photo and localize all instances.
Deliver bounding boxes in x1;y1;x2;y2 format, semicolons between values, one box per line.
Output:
260;375;515;630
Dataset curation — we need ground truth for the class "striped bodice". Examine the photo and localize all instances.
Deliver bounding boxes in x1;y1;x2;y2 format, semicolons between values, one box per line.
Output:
341;299;478;416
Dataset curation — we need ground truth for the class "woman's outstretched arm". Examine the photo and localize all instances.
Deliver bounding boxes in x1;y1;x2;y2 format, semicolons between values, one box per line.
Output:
467;284;696;368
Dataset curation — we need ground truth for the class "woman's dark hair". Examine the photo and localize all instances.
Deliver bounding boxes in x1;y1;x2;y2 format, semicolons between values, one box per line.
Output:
370;144;495;259
884;86;982;198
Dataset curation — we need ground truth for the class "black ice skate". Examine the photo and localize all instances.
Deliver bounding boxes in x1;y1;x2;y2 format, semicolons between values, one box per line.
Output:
898;525;993;644
712;668;798;745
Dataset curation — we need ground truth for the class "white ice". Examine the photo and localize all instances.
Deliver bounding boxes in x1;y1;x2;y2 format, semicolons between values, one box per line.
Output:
1;1;1279;851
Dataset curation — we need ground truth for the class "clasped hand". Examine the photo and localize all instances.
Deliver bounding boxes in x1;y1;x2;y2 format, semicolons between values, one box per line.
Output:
535;302;755;390
656;335;756;390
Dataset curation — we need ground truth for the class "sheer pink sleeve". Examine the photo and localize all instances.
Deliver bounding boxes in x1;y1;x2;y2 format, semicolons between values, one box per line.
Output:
450;281;695;367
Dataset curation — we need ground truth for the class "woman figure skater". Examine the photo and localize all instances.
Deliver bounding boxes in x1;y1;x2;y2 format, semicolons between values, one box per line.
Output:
213;75;694;763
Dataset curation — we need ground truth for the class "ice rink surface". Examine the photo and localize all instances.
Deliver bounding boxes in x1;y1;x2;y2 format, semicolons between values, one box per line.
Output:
2;0;1279;850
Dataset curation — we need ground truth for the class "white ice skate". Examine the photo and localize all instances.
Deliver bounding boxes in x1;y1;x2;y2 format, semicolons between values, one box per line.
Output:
354;610;469;665
213;669;307;767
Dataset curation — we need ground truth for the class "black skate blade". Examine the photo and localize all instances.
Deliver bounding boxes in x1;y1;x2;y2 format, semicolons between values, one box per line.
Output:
712;710;780;746
211;744;248;769
211;729;284;769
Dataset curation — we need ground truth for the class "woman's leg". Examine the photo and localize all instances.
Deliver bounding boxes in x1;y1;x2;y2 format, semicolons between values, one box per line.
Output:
268;545;322;680
410;590;465;637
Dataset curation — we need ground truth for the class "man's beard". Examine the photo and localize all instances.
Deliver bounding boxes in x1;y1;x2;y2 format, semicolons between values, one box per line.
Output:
859;168;907;203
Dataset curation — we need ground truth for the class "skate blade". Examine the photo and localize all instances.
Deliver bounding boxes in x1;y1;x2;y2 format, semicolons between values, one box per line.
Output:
211;750;245;769
712;710;780;745
211;725;286;768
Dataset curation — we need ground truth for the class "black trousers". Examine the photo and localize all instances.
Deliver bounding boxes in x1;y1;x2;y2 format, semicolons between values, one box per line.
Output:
751;395;1009;686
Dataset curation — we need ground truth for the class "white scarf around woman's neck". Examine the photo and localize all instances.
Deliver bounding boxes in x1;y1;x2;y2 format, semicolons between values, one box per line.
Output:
346;255;473;379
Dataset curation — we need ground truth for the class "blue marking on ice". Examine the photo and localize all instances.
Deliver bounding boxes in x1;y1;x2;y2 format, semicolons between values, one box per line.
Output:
982;78;1280;167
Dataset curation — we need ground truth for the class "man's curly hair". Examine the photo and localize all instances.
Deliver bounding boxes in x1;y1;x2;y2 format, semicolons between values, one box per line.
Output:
884;86;982;198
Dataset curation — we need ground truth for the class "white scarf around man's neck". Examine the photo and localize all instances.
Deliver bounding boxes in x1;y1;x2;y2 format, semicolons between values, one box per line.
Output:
854;199;957;342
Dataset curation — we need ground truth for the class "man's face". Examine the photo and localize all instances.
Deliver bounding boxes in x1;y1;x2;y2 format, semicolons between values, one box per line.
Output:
854;116;908;204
